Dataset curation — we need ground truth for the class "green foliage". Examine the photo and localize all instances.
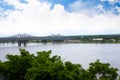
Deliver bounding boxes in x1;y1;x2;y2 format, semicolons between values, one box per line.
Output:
87;60;118;80
0;49;34;80
0;49;119;80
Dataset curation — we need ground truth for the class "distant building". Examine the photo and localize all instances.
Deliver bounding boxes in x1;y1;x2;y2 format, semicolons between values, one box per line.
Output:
108;39;116;42
64;40;81;43
93;38;103;43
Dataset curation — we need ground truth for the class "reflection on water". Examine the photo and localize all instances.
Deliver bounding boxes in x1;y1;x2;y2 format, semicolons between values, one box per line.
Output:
0;43;120;72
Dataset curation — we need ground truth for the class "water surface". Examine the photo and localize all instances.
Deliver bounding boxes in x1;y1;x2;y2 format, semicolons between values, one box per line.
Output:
0;43;120;72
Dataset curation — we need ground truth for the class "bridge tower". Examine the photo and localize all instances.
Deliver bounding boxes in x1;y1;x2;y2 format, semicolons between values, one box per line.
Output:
12;33;33;47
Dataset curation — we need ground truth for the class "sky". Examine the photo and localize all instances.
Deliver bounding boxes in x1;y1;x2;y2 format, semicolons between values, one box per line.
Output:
0;0;120;37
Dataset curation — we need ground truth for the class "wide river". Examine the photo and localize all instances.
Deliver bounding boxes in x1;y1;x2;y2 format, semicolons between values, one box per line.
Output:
0;43;120;72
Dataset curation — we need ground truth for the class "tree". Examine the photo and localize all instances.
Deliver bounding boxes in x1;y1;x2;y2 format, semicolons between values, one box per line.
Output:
25;51;84;80
87;60;118;80
0;49;34;80
0;49;119;80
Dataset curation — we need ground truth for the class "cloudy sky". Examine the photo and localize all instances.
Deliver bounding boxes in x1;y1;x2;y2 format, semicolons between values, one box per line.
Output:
0;0;120;37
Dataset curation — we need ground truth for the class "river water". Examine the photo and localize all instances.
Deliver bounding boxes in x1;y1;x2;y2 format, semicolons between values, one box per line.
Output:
0;43;120;72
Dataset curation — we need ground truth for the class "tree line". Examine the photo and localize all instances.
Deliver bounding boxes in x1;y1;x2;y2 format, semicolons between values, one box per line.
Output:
0;49;119;80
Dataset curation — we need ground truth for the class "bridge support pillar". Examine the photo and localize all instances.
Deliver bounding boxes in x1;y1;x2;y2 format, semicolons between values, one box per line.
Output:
18;41;21;47
23;41;27;47
18;40;27;47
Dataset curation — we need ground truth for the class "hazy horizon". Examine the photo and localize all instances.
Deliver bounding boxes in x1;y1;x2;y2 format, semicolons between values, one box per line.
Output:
0;32;120;37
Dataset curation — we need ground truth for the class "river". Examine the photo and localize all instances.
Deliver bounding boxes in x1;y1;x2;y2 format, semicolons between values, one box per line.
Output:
0;43;120;72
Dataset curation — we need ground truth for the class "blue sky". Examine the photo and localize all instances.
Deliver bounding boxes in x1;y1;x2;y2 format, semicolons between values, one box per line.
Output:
0;0;120;36
1;0;120;14
0;0;14;11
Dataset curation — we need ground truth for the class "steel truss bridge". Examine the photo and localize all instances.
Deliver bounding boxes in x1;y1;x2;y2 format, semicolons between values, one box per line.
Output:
0;34;71;46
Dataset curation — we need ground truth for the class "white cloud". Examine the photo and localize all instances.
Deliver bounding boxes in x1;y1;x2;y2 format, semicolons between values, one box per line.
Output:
100;0;115;2
0;0;120;36
115;6;120;13
69;0;97;16
96;4;104;10
108;0;116;2
69;0;82;12
95;4;105;14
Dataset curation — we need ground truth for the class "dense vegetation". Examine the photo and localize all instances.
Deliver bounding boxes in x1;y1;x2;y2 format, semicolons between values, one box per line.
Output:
0;49;119;80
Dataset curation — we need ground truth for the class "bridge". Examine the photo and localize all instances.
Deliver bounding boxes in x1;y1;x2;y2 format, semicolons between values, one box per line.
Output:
0;34;120;46
0;34;70;46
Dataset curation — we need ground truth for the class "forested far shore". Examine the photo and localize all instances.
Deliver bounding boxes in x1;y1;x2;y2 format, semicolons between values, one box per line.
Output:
0;34;120;44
